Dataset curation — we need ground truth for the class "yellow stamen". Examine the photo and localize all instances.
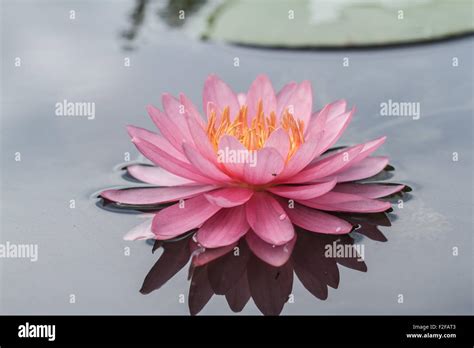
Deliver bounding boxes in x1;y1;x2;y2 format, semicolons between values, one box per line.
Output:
206;100;305;161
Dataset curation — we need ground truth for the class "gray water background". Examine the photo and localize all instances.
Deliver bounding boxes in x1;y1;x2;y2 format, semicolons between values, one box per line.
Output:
0;0;472;314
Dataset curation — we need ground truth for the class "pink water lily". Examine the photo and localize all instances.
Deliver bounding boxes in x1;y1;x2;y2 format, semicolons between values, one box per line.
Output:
101;75;404;251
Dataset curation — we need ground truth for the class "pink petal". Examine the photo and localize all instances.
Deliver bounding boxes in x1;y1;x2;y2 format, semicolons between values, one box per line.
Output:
304;98;346;138
204;187;254;207
243;147;285;185
332;183;405;198
245;192;295;246
126;125;187;162
132;137;215;184
277;137;320;180
312;107;355;156
127;165;195;186
276;81;297;117
152;195;222;239
123;219;155;241
321;136;387;173
182;143;232;183
179;93;205;128
286;144;364;183
146;104;188;153
206;101;219;121
197;206;249;248
217;135;246;179
298;192;391;213
101;185;215;205
203;74;240;121
185;114;217;162
305;109;328;138
359;135;386;156
245;231;296;267
341;136;386;169
267;179;337;200
264;128;290;160
281;80;312;126
283;203;353;234
237;93;246;106
325;99;347;121
309;136;386;173
334;156;389;182
162;93;194;143
246;74;277;120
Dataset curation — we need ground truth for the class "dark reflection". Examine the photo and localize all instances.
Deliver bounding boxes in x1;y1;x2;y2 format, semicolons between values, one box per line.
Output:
158;0;207;28
98;194;173;213
140;212;396;315
121;0;207;50
121;0;149;51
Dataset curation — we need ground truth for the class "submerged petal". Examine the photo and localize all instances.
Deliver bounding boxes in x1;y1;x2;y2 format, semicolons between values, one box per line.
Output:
246;231;296;267
190;242;236;267
123;218;155;241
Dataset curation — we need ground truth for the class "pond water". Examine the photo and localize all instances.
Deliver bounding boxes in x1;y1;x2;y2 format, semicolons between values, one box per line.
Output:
1;0;472;315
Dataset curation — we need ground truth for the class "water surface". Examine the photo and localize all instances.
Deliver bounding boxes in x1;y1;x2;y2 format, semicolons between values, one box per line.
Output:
0;0;472;314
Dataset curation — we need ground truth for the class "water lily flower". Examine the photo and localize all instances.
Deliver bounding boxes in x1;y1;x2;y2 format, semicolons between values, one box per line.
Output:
101;75;404;249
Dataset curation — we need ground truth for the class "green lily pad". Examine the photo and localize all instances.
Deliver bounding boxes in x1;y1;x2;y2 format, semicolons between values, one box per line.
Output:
203;0;474;47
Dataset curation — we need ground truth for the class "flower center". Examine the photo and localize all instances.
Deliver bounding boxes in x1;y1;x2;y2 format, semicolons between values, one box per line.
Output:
206;100;305;160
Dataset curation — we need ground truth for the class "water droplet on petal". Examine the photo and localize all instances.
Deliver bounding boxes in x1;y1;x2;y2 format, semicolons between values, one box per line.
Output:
190;246;206;259
271;244;276;248
336;226;341;232
279;213;287;220
283;244;289;253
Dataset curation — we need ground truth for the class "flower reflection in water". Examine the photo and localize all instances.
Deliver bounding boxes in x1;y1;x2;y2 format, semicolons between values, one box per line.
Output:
97;154;410;315
140;211;396;316
99;178;408;315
